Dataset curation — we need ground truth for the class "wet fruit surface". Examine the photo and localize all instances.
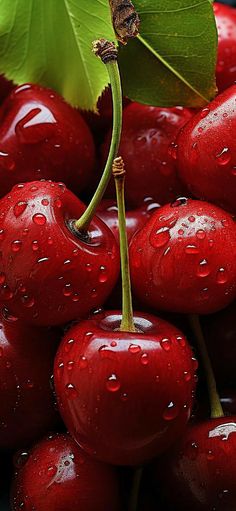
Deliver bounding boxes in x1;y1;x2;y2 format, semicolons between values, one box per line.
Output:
214;2;236;92
54;311;197;466
11;433;121;511
129;198;236;314
0;181;119;326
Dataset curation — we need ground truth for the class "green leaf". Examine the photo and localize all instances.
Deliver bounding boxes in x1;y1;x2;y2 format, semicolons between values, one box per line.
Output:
0;0;115;110
119;0;218;108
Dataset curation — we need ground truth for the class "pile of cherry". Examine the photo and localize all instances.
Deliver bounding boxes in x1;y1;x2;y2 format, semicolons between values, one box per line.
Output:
0;2;236;510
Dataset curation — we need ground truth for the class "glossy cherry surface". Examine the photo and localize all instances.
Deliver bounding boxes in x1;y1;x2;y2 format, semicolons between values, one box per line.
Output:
0;310;59;450
0;83;95;198
96;198;159;244
54;311;197;466
129;198;236;314
154;416;236;510
11;433;121;511
102;103;193;208
214;2;236;92
177;86;236;214
0;181;119;326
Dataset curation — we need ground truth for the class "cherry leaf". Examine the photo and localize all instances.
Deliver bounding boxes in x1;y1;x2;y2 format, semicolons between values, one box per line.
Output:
0;0;115;110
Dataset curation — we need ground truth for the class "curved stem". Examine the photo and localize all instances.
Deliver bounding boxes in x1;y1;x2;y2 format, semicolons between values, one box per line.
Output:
129;467;143;511
189;314;224;419
113;157;135;332
75;60;122;232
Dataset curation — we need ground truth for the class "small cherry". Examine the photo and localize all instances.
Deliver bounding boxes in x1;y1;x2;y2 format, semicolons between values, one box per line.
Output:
129;198;236;314
11;433;121;511
54;157;197;467
101;102;193;208
214;2;236;93
0;309;59;450
177;85;236;214
0;83;96;198
0;40;123;326
96;197;159;244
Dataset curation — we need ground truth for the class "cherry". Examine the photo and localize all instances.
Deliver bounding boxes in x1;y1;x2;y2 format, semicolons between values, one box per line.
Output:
0;75;14;104
101;102;193;208
0;83;95;198
54;310;197;466
177;86;236;214
0;310;59;450
214;2;236;93
153;416;236;510
11;433;121;511
129;198;236;314
0;181;119;326
96;197;159;244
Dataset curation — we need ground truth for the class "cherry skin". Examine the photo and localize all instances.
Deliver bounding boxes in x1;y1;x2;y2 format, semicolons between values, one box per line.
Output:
129;198;236;315
0;83;95;198
177;86;236;214
101;102;193;208
0;181;119;326
54;311;197;466
214;2;236;93
11;433;121;511
0;75;14;104
153;416;236;510
0;310;59;450
96;197;160;244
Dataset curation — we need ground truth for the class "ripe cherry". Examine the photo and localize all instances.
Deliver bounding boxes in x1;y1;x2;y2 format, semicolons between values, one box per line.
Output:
177;86;236;214
0;310;59;450
129;198;236;314
154;416;236;511
101;102;193;208
214;2;236;93
0;181;119;326
54;310;197;466
11;433;121;511
0;83;95;198
0;75;13;104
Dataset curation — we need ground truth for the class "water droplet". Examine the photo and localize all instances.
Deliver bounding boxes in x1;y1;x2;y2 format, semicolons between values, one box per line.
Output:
41;199;49;206
150;226;170;248
129;344;141;354
86;263;92;272
0;229;4;240
1;285;13;300
197;259;210;277
32;240;39;251
160;338;171;351
176;335;186;348
141;353;149;365
99;265;108;283
21;295;35;308
72;293;79;302
47;465;57;477
33;213;46;225
185;244;199;255
207;449;214;461
67;361;74;371
188;216;195;222
11;240;22;252
183;371;191;382
215;147;231;165
99;345;117;361
163;401;179;420
196;229;206;240
106;374;121;392
63;283;72;297
200;107;210;118
216;268;228;284
37;257;49;264
65;383;77;398
78;356;88;369
64;339;75;353
54;198;62;208
192;357;198;371
0;273;5;285
13;201;27;218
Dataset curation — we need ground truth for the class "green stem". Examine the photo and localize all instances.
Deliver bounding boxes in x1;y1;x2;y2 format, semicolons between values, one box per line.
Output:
189;314;224;419
113;157;135;332
75;59;122;232
129;467;143;511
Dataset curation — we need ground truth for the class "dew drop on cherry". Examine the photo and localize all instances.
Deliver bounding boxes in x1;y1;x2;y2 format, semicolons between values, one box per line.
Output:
13;201;27;218
33;213;46;225
106;374;121;392
163;401;179;421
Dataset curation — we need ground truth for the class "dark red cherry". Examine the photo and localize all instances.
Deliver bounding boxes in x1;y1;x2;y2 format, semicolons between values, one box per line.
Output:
129;198;236;314
154;416;236;510
96;198;160;244
0;310;59;450
54;311;197;466
0;83;95;198
0;75;14;104
0;181;119;326
11;433;121;511
214;2;236;93
101;103;193;208
177;86;236;214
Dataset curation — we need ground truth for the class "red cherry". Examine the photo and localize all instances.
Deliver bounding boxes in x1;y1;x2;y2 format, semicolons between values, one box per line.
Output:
177;86;236;214
129;198;236;314
0;83;95;198
101;103;193;208
54;311;196;466
154;417;236;510
0;181;119;326
0;310;59;450
96;198;160;244
11;433;121;511
0;75;14;104
214;2;236;93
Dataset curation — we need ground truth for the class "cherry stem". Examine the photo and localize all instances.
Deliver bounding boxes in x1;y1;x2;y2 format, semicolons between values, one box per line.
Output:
113;157;135;333
75;39;122;233
129;467;143;511
189;314;224;419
